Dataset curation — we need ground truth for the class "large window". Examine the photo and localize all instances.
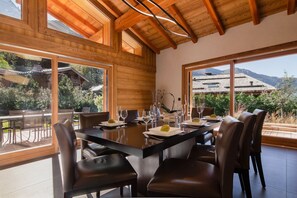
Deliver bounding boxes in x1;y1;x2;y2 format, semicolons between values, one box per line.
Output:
235;54;297;139
0;50;52;155
0;0;22;19
187;53;297;142
47;0;111;46
191;65;230;117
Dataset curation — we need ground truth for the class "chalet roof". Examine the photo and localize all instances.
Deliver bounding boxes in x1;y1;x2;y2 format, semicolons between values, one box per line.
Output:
192;73;276;94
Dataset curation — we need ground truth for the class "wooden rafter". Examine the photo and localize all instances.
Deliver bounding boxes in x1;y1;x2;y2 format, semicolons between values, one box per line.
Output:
287;0;296;15
248;0;260;25
148;18;177;49
97;0;160;54
115;0;177;31
168;4;198;43
202;0;224;35
49;0;99;33
129;0;176;49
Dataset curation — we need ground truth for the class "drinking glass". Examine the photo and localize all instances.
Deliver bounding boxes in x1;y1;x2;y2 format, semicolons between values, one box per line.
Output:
196;96;205;119
150;105;157;124
120;109;128;123
142;110;151;131
116;106;121;122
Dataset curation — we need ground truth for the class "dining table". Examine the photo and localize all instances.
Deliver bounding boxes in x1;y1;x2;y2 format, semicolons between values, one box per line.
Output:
75;120;221;195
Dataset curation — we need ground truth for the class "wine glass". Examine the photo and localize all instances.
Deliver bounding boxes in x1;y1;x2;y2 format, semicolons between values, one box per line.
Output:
196;96;205;119
142;110;151;131
150;105;157;124
116;106;121;122
120;109;128;123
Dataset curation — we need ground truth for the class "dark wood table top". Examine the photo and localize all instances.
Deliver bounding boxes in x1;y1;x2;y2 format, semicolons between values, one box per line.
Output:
75;122;220;158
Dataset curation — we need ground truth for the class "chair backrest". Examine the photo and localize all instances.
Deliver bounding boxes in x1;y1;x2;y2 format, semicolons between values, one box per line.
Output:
58;109;74;123
251;109;267;153
191;107;214;118
22;110;44;129
120;110;138;123
215;116;243;198
53;120;77;192
237;111;256;169
80;112;110;129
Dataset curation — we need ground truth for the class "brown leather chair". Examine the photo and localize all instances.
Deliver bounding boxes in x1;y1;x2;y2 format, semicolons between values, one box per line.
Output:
191;107;215;144
54;120;137;198
147;116;243;198
250;109;267;188
188;111;256;198
119;110;138;124
79;112;123;159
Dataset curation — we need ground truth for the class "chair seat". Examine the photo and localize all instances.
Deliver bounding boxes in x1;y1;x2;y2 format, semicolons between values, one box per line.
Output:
73;154;137;192
188;145;215;164
147;158;221;198
82;143;125;159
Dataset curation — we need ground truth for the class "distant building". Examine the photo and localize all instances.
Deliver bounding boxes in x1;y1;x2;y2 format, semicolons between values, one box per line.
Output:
192;73;276;95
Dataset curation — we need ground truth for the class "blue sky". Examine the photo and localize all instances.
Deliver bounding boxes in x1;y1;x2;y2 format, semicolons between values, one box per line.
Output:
215;54;297;78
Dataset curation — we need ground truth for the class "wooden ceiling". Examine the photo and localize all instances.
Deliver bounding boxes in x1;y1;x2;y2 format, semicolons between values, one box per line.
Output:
48;0;297;54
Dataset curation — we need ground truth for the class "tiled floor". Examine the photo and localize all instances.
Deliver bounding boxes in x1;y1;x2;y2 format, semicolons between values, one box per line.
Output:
0;145;296;198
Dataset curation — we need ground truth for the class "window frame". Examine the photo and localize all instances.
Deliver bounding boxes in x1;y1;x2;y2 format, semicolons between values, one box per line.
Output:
0;44;113;167
182;42;297;148
38;0;115;49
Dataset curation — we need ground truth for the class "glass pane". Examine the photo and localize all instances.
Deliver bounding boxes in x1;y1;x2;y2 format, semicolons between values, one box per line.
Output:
235;54;297;139
0;50;52;154
47;13;84;38
0;0;22;20
191;65;230;117
47;0;110;45
57;62;106;129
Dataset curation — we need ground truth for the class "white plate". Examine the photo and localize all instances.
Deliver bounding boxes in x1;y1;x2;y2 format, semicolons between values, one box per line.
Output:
146;126;183;137
99;121;126;127
203;116;222;121
135;117;144;121
182;120;207;126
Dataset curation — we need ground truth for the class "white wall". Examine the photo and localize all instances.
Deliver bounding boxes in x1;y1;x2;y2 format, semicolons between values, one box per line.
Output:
156;11;297;105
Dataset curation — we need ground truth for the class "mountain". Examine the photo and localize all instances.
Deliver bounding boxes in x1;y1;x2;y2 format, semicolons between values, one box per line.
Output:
193;68;297;88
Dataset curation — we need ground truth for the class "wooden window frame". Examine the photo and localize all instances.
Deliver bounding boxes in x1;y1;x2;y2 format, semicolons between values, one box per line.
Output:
122;31;143;56
0;44;113;167
182;41;297;148
38;0;115;49
0;0;36;29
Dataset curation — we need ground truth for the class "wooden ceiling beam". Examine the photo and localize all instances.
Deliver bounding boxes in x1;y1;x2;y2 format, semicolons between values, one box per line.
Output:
148;18;177;49
115;0;177;31
168;4;198;43
129;28;160;54
49;0;99;33
202;0;224;35
97;0;160;54
287;0;296;15
248;0;260;25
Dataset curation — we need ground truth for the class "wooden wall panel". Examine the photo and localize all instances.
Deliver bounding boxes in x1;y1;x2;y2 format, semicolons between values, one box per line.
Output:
116;65;155;111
